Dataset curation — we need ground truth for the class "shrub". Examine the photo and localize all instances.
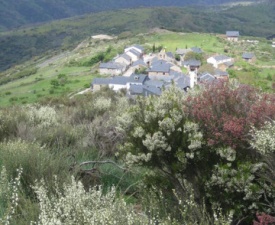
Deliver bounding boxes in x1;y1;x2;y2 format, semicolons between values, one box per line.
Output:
25;105;58;129
33;178;150;225
0;166;22;224
0;108;22;141
0;140;69;197
117;86;205;200
253;213;275;225
185;80;275;149
117;85;275;222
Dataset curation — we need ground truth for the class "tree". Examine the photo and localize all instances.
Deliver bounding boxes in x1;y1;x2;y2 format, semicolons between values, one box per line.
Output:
184;51;203;62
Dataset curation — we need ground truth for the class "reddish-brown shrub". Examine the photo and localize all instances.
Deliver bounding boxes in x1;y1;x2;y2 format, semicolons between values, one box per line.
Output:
254;213;275;225
185;81;275;149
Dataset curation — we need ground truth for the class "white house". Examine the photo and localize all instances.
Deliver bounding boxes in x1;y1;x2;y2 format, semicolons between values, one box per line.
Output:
108;76;129;91
226;31;240;42
124;45;144;54
207;55;233;68
125;49;141;62
91;74;148;92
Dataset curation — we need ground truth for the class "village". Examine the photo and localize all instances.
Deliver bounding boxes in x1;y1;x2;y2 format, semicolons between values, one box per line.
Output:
91;31;257;97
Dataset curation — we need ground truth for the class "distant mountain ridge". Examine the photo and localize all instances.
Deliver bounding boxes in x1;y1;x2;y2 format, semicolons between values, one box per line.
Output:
0;0;262;31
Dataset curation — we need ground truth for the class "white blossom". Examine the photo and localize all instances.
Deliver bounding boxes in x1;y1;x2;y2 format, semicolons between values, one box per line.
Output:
250;121;275;155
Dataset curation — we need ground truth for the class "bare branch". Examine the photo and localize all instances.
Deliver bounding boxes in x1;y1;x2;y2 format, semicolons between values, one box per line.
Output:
236;216;248;225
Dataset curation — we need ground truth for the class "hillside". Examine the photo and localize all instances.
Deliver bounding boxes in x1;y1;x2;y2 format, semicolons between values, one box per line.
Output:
0;30;274;106
0;3;275;72
0;0;262;31
0;31;275;225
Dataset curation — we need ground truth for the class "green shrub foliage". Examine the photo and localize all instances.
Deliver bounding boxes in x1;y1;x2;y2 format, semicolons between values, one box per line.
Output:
118;85;275;222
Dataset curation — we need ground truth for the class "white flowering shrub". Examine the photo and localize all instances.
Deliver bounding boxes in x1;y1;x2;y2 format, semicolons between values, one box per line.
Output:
93;96;112;113
0;166;22;225
250;121;275;155
32;177;156;225
116;85;275;222
25;104;58;129
206;162;266;215
117;86;205;197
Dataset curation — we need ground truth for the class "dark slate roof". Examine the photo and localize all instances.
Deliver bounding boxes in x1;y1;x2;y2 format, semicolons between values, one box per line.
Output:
169;71;184;77
215;69;229;76
147;64;170;73
199;73;216;82
226;31;240;37
151;59;168;66
92;78;111;85
99;62;124;69
144;79;165;88
110;76;129;85
129;85;144;94
191;47;203;54
132;59;147;67
93;76;128;86
147;60;171;73
212;55;231;61
129;84;162;96
150;57;159;64
120;53;132;62
166;52;174;58
224;61;234;67
175;76;190;89
129;49;142;57
242;52;255;59
183;59;201;67
128;74;148;84
143;85;162;96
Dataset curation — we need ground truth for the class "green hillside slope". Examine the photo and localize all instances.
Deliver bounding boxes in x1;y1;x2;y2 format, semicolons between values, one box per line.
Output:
0;4;274;72
0;31;274;106
0;0;262;31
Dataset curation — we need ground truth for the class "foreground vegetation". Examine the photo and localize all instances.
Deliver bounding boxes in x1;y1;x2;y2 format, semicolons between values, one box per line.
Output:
0;81;275;224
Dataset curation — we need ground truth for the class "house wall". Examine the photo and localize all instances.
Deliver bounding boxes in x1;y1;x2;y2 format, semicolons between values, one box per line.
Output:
227;37;238;42
109;84;127;91
99;68;122;75
124;47;142;54
92;84;110;91
92;84;102;91
148;71;169;76
165;56;174;63
114;57;131;66
207;57;218;68
125;52;139;62
207;57;232;68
